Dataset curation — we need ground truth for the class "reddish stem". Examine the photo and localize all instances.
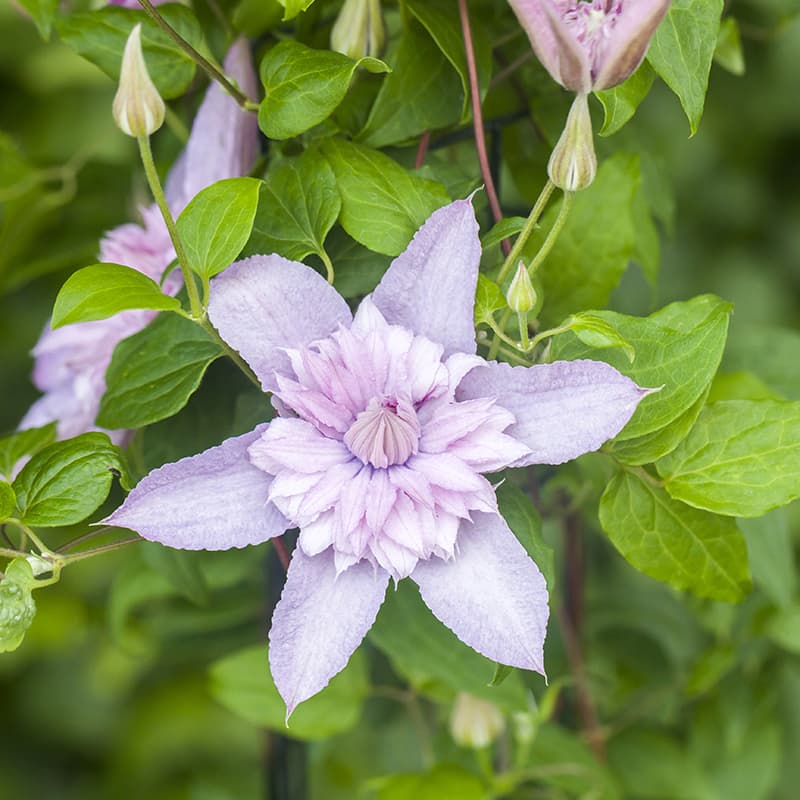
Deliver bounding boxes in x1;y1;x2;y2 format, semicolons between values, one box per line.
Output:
273;536;291;572
457;0;510;256
415;131;431;169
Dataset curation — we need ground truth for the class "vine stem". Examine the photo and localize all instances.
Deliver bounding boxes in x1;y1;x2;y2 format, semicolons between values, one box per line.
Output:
457;0;509;255
137;135;204;319
137;0;258;111
272;536;291;572
496;180;556;285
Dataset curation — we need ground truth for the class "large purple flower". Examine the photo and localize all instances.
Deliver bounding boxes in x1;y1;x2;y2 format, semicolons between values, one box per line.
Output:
508;0;670;92
20;40;259;444
105;199;648;715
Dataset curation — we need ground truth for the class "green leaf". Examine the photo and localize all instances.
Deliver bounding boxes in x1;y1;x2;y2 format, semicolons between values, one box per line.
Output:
740;509;796;609
612;387;710;466
16;0;58;39
209;644;367;739
474;274;506;327
714;17;745;76
596;61;656;137
50;263;181;328
320;139;449;256
490;663;514;688
563;312;635;362
12;433;126;527
233;0;284;37
276;0;315;20
481;217;527;252
407;0;492;121
97;313;223;430
599;470;751;602
0;560;36;653
376;765;486;800
0;481;15;522
358;22;463;148
647;0;724;135
525;153;640;326
0;424;57;481
708;371;781;403
656;400;800;517
243;149;340;262
550;295;731;442
258;41;389;140
57;4;204;99
369;582;529;712
140;542;209;606
723;324;800;400
496;481;555;591
177;178;261;279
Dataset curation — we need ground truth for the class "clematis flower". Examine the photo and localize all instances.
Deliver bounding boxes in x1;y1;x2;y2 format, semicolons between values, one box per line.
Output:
20;40;259;445
507;0;671;93
105;198;649;716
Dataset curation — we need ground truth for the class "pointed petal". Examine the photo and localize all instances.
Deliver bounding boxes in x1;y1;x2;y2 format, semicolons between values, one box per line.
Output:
371;199;480;356
167;38;259;211
507;0;591;92
208;255;352;390
105;425;289;549
593;0;671;90
457;359;648;465
269;550;389;716
412;512;548;673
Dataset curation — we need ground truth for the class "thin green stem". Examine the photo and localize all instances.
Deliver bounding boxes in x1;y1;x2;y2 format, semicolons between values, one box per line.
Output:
55;527;115;554
0;546;27;561
517;312;530;350
7;520;49;555
200;318;263;390
496;180;555;285
485;316;518;349
319;249;335;284
525;190;573;279
59;538;142;565
137;135;203;319
527;322;573;353
137;0;257;111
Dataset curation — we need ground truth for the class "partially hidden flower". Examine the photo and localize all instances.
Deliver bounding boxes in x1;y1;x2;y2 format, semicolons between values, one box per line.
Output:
113;24;165;138
105;198;649;716
20;40;259;445
450;693;506;749
507;0;671;93
331;0;385;60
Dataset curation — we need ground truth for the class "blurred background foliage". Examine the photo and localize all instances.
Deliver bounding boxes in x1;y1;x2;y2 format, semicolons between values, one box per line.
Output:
1;0;799;798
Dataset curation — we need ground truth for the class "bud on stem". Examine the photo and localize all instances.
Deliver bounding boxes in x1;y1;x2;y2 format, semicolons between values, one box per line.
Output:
548;92;596;192
113;24;166;138
331;0;385;60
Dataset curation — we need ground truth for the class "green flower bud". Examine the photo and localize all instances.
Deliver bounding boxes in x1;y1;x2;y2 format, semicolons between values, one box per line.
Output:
449;692;505;749
112;24;166;138
547;92;596;192
506;261;538;314
331;0;385;61
0;560;36;653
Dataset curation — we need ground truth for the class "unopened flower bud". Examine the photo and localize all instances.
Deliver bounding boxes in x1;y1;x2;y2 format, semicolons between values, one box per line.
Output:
506;261;538;314
548;92;596;192
113;24;165;138
450;692;505;749
331;0;385;61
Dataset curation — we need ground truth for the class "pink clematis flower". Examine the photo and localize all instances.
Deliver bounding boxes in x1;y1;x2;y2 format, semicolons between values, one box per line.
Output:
105;198;649;715
20;40;259;445
507;0;671;93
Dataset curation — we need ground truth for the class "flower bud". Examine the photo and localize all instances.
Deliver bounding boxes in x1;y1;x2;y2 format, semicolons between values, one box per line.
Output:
449;692;505;749
331;0;385;61
113;24;165;138
506;261;538;314
547;92;596;192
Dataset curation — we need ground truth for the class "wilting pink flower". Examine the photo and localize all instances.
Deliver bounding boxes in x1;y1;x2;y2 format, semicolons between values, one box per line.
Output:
20;40;259;445
106;198;648;715
508;0;671;92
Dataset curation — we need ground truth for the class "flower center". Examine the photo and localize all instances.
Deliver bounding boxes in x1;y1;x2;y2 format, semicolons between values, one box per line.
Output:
343;396;421;469
560;0;621;49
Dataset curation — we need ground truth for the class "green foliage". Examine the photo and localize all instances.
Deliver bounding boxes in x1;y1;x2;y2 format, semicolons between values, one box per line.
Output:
0;424;56;481
12;433;127;527
375;765;487;800
0;560;37;653
0;481;16;522
51;263;182;328
596;62;656;137
57;4;204;99
258;41;389;140
97;313;222;430
177;178;261;279
473;274;506;327
16;0;58;39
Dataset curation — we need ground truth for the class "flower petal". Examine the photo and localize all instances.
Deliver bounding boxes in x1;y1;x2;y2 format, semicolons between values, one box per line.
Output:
208;255;352;390
507;0;591;92
269;549;389;717
412;512;548;673
105;425;289;549
166;38;259;212
371;199;480;357
593;0;671;90
457;359;648;465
